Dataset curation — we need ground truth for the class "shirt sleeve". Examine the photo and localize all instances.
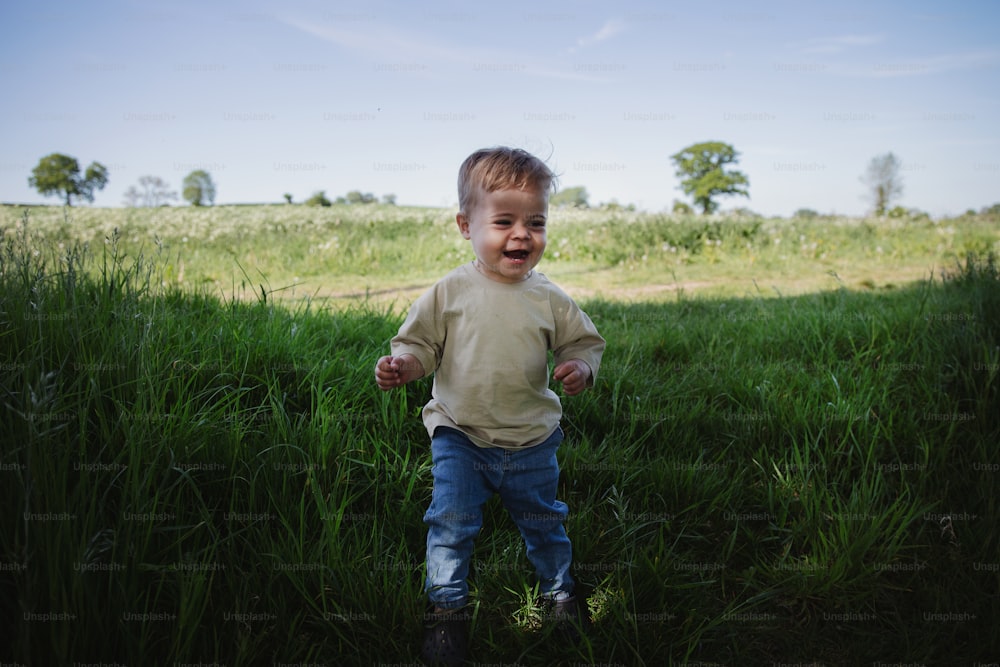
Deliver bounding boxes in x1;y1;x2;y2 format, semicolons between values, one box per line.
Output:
551;292;606;385
390;285;446;377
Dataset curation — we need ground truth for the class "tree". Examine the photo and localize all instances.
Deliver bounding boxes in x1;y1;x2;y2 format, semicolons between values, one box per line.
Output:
670;141;749;214
122;188;140;208
182;170;216;206
305;191;332;207
123;175;177;207
861;152;902;217
29;153;109;206
598;199;635;212
283;193;293;204
381;193;397;205
345;190;376;204
551;186;589;208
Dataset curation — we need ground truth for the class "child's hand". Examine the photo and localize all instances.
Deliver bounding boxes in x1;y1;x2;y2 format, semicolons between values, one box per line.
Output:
375;354;424;391
553;359;592;396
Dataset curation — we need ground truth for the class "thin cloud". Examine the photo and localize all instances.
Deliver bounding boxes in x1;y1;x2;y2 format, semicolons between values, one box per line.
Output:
278;15;615;83
277;16;463;63
568;19;626;53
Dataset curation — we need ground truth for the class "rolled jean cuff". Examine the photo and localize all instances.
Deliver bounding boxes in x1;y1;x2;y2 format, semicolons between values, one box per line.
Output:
426;594;469;611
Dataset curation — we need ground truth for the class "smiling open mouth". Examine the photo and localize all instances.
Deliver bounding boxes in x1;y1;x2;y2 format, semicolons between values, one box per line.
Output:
504;250;530;260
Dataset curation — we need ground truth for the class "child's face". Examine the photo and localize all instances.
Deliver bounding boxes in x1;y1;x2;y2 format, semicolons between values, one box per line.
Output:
457;186;548;283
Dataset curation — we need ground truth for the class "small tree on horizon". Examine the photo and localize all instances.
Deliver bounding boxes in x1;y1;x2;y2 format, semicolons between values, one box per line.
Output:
182;170;216;206
305;191;332;207
670;141;749;214
551;186;589;208
345;190;376;204
793;208;820;219
861;152;903;217
123;175;177;207
29;153;109;206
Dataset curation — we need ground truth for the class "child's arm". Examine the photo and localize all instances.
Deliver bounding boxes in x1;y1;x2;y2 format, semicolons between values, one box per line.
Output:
375;353;425;391
550;291;604;396
552;359;593;396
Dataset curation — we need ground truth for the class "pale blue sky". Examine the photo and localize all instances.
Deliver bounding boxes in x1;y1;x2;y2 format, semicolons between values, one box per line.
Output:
2;0;998;216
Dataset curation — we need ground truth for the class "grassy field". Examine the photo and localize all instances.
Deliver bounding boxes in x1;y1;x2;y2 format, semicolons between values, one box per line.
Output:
5;202;998;304
1;204;999;665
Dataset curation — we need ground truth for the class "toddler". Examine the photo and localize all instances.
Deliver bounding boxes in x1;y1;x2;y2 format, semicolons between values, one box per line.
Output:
375;146;605;665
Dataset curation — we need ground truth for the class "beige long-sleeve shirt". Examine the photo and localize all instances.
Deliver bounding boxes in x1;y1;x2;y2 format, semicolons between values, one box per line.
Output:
391;262;606;449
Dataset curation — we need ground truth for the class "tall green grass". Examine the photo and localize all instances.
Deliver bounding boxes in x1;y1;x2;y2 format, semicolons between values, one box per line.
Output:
1;215;998;664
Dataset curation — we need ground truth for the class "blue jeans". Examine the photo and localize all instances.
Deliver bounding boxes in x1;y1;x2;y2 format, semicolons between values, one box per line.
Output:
424;425;574;609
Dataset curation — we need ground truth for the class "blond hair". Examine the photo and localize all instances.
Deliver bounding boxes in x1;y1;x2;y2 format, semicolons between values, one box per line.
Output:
457;147;557;214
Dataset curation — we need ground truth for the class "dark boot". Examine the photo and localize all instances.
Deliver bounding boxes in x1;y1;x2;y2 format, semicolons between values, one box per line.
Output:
421;605;471;666
542;594;588;644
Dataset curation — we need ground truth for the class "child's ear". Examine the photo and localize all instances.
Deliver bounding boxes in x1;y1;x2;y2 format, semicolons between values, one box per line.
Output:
456;213;471;239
